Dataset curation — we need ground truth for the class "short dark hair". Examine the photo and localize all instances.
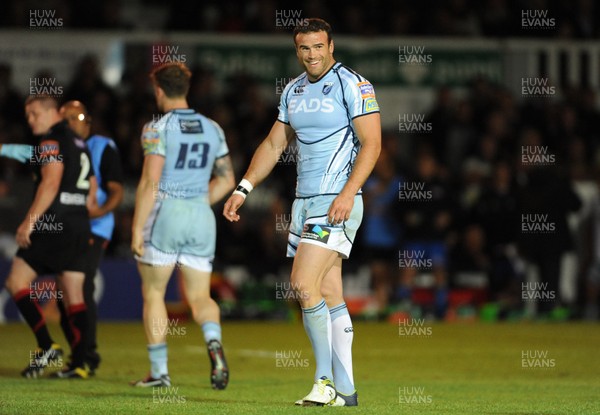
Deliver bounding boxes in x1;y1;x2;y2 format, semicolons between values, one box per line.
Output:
150;63;192;98
25;94;59;109
293;18;332;45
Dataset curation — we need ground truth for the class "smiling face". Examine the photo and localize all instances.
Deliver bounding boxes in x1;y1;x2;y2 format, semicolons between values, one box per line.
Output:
295;30;335;82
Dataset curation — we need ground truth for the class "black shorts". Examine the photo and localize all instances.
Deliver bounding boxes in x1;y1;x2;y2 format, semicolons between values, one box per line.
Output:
86;235;108;278
17;227;93;275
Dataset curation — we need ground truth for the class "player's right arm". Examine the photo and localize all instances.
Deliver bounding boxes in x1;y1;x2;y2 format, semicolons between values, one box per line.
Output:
131;122;166;257
223;120;294;222
131;154;164;257
16;140;63;248
88;143;124;219
209;155;235;205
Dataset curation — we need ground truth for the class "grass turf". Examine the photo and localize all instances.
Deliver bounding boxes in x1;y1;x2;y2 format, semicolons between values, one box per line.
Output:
0;321;598;414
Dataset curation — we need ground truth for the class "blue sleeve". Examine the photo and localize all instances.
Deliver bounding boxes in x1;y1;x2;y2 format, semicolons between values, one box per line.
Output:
277;81;294;124
343;78;380;119
0;144;33;163
208;119;229;158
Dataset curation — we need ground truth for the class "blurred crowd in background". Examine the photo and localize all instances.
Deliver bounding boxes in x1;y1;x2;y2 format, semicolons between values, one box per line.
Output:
0;54;599;320
1;0;599;38
0;0;599;320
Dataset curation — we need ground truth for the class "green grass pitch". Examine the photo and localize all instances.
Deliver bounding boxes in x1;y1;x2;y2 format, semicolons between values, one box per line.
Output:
0;321;598;414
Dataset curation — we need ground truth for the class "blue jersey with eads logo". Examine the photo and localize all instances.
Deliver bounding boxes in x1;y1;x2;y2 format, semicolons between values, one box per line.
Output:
140;109;229;200
278;62;380;198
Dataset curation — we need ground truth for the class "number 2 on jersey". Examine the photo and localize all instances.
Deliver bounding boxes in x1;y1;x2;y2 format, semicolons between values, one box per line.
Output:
175;142;209;169
76;152;91;189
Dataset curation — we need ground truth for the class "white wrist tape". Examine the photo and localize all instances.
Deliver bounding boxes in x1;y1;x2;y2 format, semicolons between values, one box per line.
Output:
233;178;254;199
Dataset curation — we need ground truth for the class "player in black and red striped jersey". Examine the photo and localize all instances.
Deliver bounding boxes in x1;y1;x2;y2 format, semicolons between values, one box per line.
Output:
3;95;97;379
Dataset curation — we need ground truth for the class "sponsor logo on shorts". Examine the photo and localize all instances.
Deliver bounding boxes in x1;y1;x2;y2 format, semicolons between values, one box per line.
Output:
302;224;331;243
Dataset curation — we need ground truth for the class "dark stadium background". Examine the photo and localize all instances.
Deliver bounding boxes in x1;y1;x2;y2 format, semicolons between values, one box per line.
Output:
0;0;599;323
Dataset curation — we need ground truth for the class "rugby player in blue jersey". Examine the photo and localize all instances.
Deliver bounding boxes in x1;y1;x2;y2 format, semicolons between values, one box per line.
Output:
224;18;381;406
131;63;235;389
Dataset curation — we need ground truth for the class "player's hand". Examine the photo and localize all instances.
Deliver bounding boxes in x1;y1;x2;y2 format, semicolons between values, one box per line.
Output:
131;228;144;257
16;220;33;248
88;205;104;219
328;193;354;225
223;193;245;222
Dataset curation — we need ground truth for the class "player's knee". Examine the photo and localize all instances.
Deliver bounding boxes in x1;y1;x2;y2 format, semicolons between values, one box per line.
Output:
5;275;24;295
322;291;343;308
187;292;212;306
4;277;13;294
290;275;312;296
142;285;167;301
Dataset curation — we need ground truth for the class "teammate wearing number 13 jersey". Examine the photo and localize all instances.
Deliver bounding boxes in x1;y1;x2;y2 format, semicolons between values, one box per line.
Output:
4;95;97;379
131;63;235;389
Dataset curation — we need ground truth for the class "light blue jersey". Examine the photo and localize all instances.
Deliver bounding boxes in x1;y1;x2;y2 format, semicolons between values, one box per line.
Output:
141;109;229;199
138;109;229;262
278;62;380;198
